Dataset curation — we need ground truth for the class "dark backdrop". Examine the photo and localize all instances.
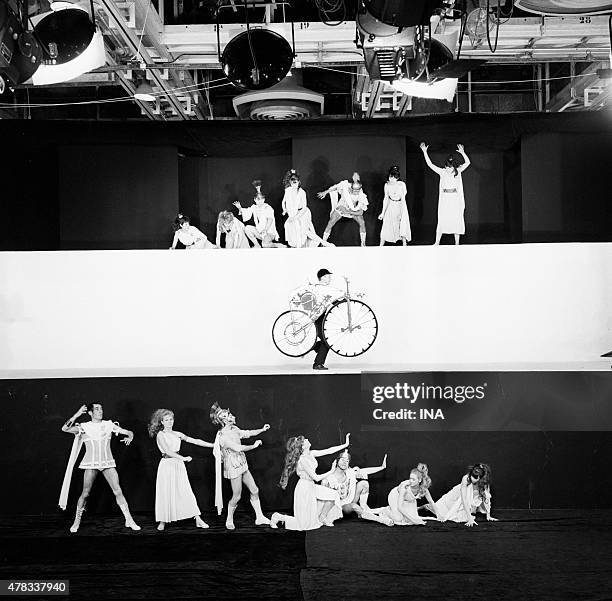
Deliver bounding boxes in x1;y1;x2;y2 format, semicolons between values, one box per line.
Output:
1;113;610;250
1;374;611;516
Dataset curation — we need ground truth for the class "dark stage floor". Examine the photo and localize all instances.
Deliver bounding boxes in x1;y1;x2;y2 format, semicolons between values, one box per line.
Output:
1;511;611;601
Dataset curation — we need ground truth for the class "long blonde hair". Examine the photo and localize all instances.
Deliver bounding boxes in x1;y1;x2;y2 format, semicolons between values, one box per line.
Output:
410;462;432;497
148;409;173;438
279;436;305;490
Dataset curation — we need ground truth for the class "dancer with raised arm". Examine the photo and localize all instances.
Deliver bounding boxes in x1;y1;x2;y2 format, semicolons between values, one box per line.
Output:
270;433;350;530
318;172;369;247
420;142;471;245
59;403;140;533
322;450;394;526
148;409;215;531
282;169;333;248
170;214;217;249
378;165;411;246
233;180;285;248
210;402;271;530
371;463;438;526
216;211;250;249
424;463;497;527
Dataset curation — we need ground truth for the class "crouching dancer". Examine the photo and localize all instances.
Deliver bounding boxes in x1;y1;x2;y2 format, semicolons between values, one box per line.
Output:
59;403;140;533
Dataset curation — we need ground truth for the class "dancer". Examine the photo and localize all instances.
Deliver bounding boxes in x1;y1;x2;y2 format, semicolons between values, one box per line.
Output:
420;142;471;245
270;433;350;530
59;403;140;533
210;402;271;530
170;213;216;249
322;450;394;526
233;180;285;248
371;463;438;525
378;165;411;246
282;169;333;248
289;268;346;370
425;463;497;527
317;172;369;247
216;210;250;249
148;409;215;531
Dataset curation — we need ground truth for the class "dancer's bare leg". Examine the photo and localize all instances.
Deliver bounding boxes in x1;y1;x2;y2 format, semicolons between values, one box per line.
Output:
242;470;270;525
102;468;140;530
454;234;460;245
245;225;261;248
70;469;97;533
434;231;442;245
319;500;335;526
226;476;242;530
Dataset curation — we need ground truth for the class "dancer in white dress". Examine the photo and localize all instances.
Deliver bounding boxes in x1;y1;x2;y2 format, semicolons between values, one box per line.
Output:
170;214;216;249
282;169;333;248
425;463;497;527
371;463;440;525
216;211;250;249
59;403;140;533
233;180;285;248
322;450;393;525
210;402;271;530
318;172;369;247
270;433;350;530
148;409;215;531
378;166;411;246
420;142;471;245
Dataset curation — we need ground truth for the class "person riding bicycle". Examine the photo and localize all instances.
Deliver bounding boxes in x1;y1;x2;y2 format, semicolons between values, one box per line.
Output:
289;268;345;371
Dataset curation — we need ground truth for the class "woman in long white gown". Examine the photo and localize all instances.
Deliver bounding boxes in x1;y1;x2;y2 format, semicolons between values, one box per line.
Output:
372;463;440;525
425;463;497;527
270;433;350;530
378;166;411;246
148;409;215;531
420;142;471;245
282;169;332;248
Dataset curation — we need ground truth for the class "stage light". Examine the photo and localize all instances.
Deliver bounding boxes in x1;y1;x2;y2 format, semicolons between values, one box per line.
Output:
390;77;458;101
133;74;155;102
31;6;105;86
221;28;294;91
361;0;447;28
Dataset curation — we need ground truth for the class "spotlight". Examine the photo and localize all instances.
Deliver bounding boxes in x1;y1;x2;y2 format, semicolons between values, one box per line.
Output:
31;6;105;85
361;0;447;29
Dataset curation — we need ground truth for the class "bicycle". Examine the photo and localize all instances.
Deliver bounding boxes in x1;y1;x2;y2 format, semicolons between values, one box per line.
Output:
272;277;378;358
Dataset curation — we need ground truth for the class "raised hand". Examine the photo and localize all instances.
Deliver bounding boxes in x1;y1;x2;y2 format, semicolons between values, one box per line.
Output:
420;142;429;151
78;405;88;415
184;456;193;463
382;453;387;468
232;201;241;210
344;433;351;446
262;424;271;431
121;434;133;446
317;191;327;199
253;440;263;448
456;144;465;153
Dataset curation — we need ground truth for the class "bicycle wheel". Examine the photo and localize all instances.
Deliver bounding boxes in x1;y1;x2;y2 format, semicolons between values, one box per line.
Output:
322;300;378;357
272;310;317;357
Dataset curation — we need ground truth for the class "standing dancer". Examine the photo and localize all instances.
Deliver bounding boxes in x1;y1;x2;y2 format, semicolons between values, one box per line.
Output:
170;214;217;249
378;165;411;246
318;172;369;247
148;409;215;531
424;463;497;527
59;403;140;533
420;142;471;245
371;463;438;525
216;210;250;249
282;169;333;248
210;402;271;530
270;433;350;530
233;180;285;248
322;450;394;526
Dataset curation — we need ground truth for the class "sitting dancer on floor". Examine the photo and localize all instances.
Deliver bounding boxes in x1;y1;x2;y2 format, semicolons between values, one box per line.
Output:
318;172;369;247
371;463;439;526
59;403;140;533
322;450;394;526
210;402;271;529
233;180;286;248
216;210;250;249
282;169;333;248
170;213;216;249
424;463;497;527
270;433;350;530
148;409;215;531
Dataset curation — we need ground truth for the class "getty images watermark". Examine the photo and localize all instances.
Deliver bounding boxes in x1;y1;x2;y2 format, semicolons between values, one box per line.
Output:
366;378;488;423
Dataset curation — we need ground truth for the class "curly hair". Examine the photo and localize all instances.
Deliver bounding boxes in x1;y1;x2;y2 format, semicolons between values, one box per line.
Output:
217;210;234;232
410;462;432;497
210;402;229;427
279;436;305;490
172;213;190;232
467;463;491;497
148;409;173;438
282;168;300;189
